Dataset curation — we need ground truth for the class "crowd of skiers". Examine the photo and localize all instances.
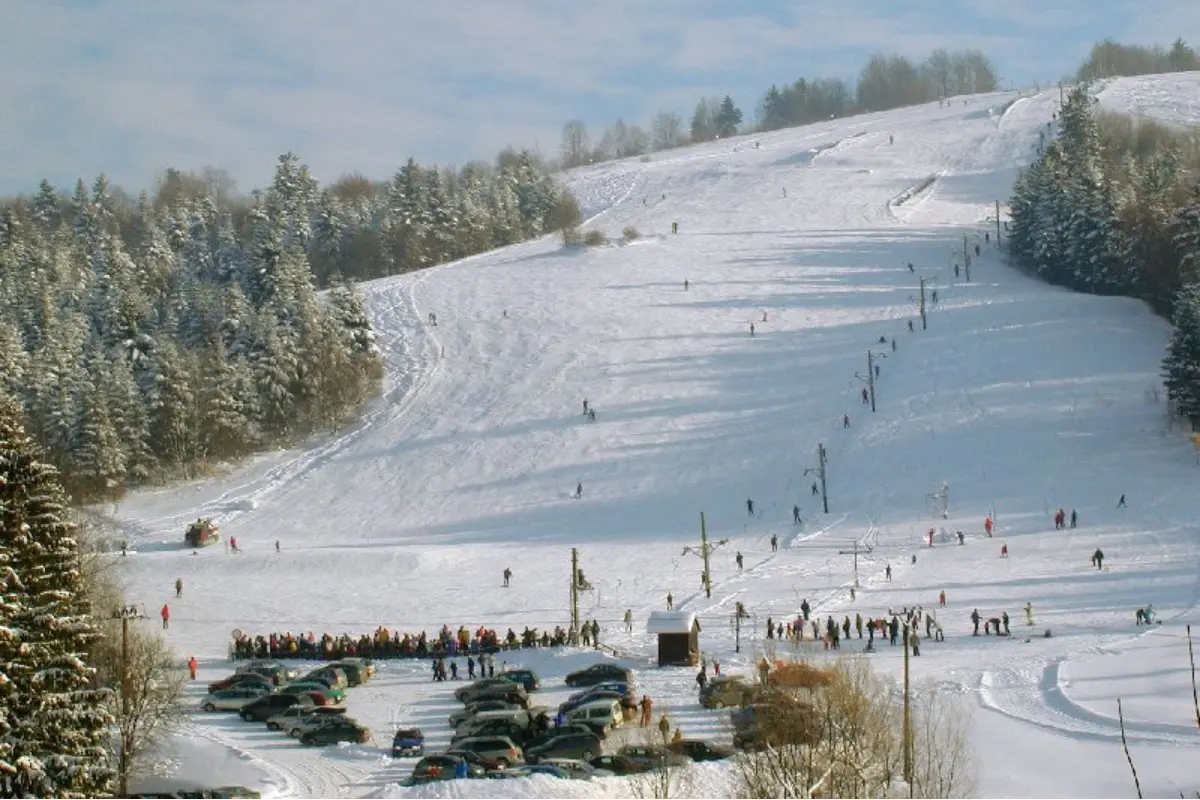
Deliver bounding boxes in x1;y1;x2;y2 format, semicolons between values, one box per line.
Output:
229;623;574;662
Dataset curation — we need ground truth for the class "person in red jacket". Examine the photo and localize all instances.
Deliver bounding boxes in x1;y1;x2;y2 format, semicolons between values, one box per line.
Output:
161;603;169;629
188;655;197;680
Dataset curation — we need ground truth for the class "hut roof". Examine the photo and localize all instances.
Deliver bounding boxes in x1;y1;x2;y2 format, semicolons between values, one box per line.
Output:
646;610;698;635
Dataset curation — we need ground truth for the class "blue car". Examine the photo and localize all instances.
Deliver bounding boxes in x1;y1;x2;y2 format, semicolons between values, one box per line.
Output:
391;727;425;757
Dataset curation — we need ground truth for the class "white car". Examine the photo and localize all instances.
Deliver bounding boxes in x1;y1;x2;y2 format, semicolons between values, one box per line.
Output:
200;686;270;712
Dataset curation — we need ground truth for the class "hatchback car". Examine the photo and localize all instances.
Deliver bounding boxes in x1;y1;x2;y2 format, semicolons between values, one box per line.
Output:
668;739;735;761
454;677;524;704
265;704;343;731
391;727;425;757
619;744;691;769
449;699;521;728
297;717;370;746
499;668;541;692
699;676;759;709
525;731;602;763
451;735;524;768
238;692;312;722
409;755;485;784
201;686;270;712
565;663;634;687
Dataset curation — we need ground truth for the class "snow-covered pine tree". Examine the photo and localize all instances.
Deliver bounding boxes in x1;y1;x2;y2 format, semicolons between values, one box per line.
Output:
0;397;115;797
31;180;62;231
1162;284;1200;427
198;336;255;460
1172;179;1200;286
248;311;299;436
67;350;127;501
101;353;157;484
490;175;523;247
386;159;431;271
144;339;199;468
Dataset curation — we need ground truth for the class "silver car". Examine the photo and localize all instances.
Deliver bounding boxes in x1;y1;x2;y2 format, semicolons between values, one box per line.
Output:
200;686;269;712
451;735;525;767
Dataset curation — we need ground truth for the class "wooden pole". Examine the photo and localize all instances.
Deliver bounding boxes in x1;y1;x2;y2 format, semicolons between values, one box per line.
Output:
818;444;829;514
570;548;580;645
700;512;713;599
903;625;913;791
118;612;130;798
867;351;876;412
995;200;1002;247
919;278;927;330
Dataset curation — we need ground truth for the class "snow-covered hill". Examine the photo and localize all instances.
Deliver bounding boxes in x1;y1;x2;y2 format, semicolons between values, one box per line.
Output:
110;79;1200;799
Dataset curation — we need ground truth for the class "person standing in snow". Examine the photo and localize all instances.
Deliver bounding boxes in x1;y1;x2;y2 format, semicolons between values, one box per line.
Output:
666;593;674;610
583;399;589;415
861;387;870;405
746;498;755;517
736;552;744;571
811;481;819;496
575;483;583;499
885;563;892;581
467;656;476;679
750;322;755;336
939;589;946;607
684;279;689;290
842;414;850;428
1117;494;1126;508
503;567;512;587
1070;509;1078;528
908;320;914;332
175;578;183;598
161;604;170;630
971;608;981;636
1092;548;1104;570
624;609;633;633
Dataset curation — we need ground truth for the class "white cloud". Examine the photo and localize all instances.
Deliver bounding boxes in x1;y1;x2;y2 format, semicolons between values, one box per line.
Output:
1;0;1196;194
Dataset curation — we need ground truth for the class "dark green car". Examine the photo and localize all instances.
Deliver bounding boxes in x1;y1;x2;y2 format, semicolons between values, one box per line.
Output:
298;717;371;746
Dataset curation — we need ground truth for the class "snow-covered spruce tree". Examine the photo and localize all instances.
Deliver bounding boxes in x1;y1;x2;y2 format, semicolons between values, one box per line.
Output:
66;351;127;502
1162;284;1200;428
0;397;114;797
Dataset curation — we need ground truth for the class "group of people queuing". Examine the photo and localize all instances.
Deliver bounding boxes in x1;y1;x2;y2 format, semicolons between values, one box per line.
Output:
230;623;573;662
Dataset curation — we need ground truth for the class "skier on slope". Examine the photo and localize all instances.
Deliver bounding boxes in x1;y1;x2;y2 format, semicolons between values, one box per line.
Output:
575;483;583;499
175;578;183;598
746;498;755;517
736;551;744;571
793;505;801;524
772;532;780;551
503;567;512;587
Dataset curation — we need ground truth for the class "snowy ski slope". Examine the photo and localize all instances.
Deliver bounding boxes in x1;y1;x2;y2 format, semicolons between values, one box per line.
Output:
108;79;1200;798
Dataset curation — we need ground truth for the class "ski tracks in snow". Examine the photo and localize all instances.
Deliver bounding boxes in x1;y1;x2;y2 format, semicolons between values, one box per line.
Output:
978;658;1197;746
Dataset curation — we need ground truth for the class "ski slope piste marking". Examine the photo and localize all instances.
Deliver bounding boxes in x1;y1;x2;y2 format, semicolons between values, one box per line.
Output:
977;660;1197;746
154;268;442;533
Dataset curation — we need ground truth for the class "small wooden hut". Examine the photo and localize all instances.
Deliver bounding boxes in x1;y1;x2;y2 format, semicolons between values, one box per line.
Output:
646;610;700;667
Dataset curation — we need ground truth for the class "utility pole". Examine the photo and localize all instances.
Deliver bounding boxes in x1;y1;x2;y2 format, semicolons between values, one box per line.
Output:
995;200;1002;248
804;443;829;514
837;540;862;587
569;548;580;645
113;605;144;798
682;512;729;599
918;278;927;330
903;623;913;793
867;351;876;412
963;233;971;282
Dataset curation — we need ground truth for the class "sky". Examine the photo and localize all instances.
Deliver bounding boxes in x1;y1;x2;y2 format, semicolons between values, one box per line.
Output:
1;0;1198;196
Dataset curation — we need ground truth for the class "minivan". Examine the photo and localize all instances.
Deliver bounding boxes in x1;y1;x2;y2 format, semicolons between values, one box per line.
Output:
565;698;622;732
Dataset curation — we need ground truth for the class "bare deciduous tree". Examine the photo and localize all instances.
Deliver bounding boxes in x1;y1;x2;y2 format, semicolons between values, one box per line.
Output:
561;120;591;169
92;620;188;795
735;657;974;798
650;112;685;151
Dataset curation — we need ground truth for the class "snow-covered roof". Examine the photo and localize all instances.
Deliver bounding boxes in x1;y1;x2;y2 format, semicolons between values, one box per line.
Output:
646;610;697;634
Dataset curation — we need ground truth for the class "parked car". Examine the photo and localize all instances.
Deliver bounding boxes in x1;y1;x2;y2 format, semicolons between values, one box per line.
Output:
445;748;507;773
565;663;634;688
564;682;628;705
328;660;368;687
451;735;524;768
501;764;570;780
208;672;274;694
340;656;376;680
558;689;624;714
297;717;371;746
239;692;312;722
303;666;348;691
409;755;484;784
524;731;602;763
667;739;735;762
265;704;343;731
522;723;604;756
276;680;346;705
540;758;608;780
390;727;424;757
619;744;692;769
454;719;532;748
454;677;524;704
564;698;623;733
699;676;759;709
499;668;541;692
281;710;350;738
449;699;522;728
588;754;650;775
201;686;270;712
236;662;298;685
455;708;542;735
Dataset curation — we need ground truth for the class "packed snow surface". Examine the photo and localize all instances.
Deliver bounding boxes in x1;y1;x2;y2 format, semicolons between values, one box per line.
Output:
107;78;1200;798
